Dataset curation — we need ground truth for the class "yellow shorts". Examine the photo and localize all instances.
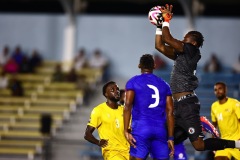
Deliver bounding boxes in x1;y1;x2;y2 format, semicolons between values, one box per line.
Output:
215;148;240;159
103;150;129;160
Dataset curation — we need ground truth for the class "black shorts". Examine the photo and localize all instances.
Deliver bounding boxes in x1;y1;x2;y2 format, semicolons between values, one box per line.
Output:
173;95;204;144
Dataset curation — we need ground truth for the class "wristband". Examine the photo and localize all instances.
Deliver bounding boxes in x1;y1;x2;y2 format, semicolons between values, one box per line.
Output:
168;136;174;141
156;28;162;35
162;22;170;28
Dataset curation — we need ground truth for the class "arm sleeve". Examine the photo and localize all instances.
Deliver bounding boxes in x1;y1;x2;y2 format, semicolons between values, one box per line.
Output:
166;83;172;96
126;78;134;90
87;107;101;128
234;100;240;119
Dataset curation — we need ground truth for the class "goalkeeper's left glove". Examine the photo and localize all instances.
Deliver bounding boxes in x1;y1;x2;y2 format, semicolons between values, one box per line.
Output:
160;4;173;23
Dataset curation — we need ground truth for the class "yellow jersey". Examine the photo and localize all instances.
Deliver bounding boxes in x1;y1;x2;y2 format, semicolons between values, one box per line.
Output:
211;98;240;140
88;102;129;155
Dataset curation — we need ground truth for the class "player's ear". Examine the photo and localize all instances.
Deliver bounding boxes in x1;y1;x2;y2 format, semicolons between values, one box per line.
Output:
138;64;141;68
192;41;197;47
104;92;108;98
154;63;156;69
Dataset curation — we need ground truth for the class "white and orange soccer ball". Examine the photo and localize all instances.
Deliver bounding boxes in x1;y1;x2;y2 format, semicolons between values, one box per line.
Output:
148;6;163;26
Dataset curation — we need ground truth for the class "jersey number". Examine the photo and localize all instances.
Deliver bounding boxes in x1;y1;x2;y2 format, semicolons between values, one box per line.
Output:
147;84;160;108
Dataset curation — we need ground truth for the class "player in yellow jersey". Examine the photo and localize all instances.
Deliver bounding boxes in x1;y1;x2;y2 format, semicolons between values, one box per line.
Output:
84;81;130;160
211;81;240;160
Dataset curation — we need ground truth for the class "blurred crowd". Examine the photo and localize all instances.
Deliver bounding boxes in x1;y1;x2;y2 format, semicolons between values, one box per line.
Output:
0;45;42;74
0;45;111;105
0;45;42;97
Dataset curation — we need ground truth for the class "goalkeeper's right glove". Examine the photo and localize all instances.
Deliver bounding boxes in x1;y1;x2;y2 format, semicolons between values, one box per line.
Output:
156;13;163;27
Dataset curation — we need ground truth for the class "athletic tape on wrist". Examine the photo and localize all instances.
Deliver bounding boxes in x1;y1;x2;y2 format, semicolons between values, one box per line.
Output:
156;28;162;35
162;22;170;28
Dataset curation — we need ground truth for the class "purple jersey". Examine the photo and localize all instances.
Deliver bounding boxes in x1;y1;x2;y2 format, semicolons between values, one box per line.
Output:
126;73;172;159
126;73;171;123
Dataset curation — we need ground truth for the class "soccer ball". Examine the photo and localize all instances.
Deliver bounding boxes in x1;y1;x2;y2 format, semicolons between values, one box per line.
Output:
148;6;163;26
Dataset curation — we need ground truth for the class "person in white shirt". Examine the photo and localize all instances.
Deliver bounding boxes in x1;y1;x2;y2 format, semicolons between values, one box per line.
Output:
88;49;110;83
0;71;8;89
74;48;87;71
88;49;108;69
0;46;10;67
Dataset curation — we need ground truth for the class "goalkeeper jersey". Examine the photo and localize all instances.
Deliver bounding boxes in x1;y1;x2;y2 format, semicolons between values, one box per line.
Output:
211;98;240;140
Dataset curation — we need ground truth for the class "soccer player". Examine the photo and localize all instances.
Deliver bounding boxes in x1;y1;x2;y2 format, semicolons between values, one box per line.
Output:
121;86;218;160
123;54;174;160
155;3;240;152
211;82;240;160
84;81;130;160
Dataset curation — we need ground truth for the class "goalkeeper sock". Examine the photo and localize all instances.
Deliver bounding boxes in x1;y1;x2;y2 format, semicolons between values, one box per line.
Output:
204;138;235;150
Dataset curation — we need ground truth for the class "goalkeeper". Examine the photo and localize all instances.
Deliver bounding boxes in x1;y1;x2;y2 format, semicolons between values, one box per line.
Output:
154;3;240;152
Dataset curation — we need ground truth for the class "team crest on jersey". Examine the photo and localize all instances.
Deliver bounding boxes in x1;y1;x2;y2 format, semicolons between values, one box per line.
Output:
178;153;186;159
225;109;231;112
188;127;195;134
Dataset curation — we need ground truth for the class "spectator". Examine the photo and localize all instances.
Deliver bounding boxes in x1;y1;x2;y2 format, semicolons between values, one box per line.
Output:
29;49;42;72
0;71;9;89
88;49;110;83
66;67;78;82
19;55;31;73
11;46;25;65
0;45;10;67
204;53;222;73
52;64;65;82
74;48;87;71
3;58;19;73
232;54;240;74
8;74;24;96
77;74;91;105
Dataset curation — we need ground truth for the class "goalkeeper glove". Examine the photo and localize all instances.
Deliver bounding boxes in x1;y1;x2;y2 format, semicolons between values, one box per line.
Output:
160;4;173;23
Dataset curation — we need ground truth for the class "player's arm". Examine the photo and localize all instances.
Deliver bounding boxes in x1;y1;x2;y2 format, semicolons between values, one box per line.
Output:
155;33;176;60
84;125;108;148
162;26;184;53
123;90;136;148
212;121;218;129
159;4;184;53
166;95;174;156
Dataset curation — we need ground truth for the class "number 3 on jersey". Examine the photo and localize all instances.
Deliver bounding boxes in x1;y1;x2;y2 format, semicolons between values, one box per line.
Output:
147;84;160;108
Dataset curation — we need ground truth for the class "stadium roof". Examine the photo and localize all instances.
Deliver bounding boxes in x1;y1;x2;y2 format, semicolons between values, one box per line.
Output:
0;0;239;17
